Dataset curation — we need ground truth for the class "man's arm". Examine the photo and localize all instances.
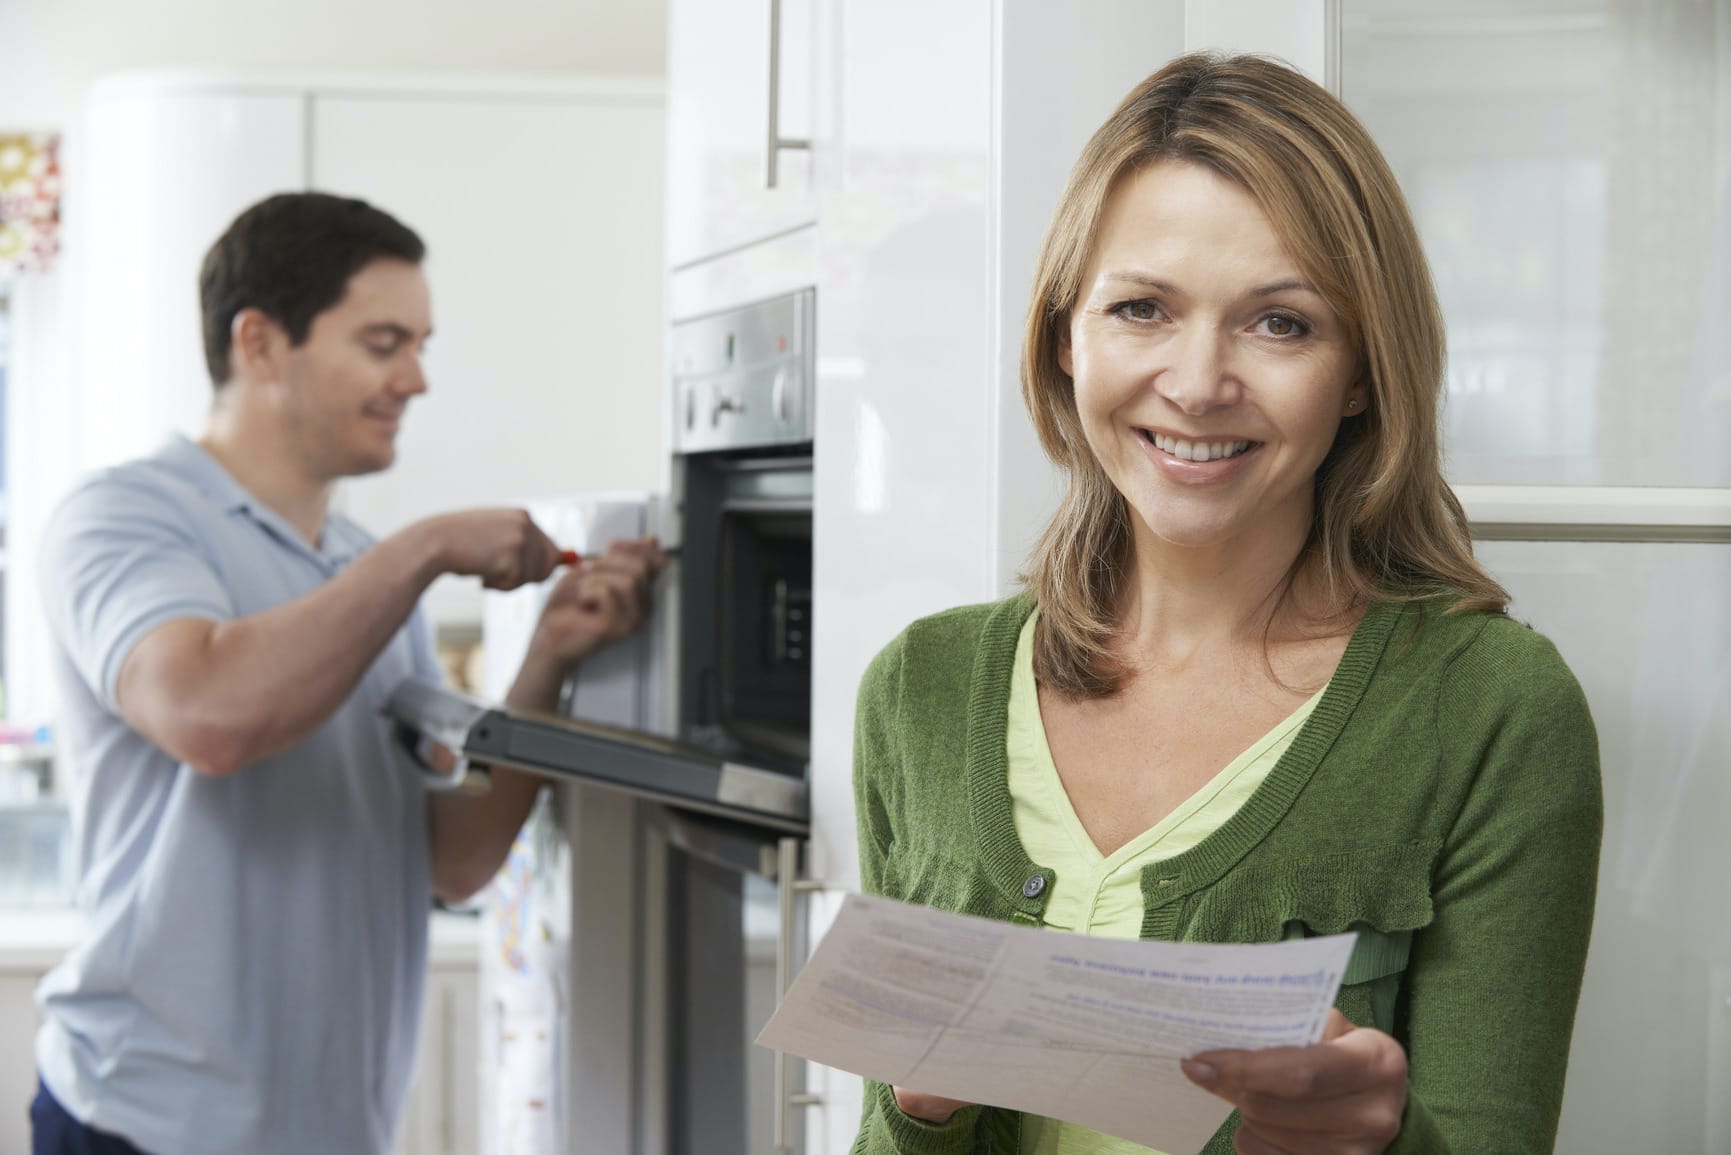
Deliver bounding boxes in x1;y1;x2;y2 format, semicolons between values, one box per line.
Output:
117;509;561;777
428;541;661;903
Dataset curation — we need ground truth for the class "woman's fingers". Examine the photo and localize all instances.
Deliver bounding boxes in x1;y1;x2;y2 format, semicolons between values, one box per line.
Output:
1234;1083;1405;1138
1187;1022;1405;1105
1184;1013;1407;1155
891;1086;972;1124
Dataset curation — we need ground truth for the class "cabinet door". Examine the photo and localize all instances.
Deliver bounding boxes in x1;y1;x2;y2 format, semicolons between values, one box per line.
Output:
666;0;817;268
79;89;306;472
1477;540;1731;1154
0;970;45;1154
1338;0;1730;487
311;91;666;626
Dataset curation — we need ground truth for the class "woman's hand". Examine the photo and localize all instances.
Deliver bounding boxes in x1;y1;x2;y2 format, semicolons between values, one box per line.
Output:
1181;1010;1407;1155
892;1086;974;1125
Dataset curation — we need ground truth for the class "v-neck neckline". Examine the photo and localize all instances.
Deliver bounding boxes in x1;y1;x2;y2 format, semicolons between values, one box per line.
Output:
1010;608;1329;865
967;594;1403;910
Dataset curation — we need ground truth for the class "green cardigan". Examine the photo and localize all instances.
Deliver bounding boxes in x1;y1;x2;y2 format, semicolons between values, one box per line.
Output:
849;595;1601;1155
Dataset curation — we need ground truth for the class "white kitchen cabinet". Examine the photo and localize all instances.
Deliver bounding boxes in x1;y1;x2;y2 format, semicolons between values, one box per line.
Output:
394;920;481;1155
77;74;668;627
665;0;817;268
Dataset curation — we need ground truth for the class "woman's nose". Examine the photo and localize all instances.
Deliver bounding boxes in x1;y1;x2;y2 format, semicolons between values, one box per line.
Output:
1154;326;1238;415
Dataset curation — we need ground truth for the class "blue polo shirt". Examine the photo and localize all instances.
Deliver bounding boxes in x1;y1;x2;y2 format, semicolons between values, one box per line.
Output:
34;435;442;1155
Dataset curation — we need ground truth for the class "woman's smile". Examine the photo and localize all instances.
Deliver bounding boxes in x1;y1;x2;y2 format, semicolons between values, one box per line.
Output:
1133;426;1262;485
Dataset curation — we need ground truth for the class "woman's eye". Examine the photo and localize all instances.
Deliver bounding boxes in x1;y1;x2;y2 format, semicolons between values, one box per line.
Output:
1260;314;1309;338
1114;300;1161;322
367;343;399;359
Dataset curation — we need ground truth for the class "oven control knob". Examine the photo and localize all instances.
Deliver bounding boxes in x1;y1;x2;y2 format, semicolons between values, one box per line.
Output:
772;368;790;423
684;385;697;430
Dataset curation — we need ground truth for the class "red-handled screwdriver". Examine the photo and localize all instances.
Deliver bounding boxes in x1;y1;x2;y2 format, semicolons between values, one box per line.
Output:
556;545;677;568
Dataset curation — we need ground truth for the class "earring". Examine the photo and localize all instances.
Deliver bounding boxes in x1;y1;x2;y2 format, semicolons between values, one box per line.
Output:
1346;398;1362;413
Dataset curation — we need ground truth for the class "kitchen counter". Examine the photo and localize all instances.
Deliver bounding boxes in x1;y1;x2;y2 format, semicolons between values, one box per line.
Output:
0;906;482;972
0;907;84;972
0;907;482;1155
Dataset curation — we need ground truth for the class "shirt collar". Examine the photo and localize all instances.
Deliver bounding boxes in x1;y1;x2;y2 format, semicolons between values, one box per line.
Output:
155;433;369;567
156;433;253;513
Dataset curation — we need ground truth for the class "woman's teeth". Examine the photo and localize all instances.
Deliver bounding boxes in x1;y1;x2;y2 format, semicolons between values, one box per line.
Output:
1145;432;1252;462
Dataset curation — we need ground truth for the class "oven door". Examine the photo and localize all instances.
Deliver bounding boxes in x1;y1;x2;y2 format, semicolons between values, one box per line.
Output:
388;680;816;1154
386;678;808;834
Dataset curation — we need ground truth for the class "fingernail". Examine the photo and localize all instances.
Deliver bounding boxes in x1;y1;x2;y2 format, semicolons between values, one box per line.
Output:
1181;1058;1217;1083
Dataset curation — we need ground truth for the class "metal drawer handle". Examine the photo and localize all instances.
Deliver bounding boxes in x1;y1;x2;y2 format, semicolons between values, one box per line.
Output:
774;836;824;1150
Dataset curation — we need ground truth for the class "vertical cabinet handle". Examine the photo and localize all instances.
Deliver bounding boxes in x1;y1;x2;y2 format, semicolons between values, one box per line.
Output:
773;836;824;1150
766;0;811;189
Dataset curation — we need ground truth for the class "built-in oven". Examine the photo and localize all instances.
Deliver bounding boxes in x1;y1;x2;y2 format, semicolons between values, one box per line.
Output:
389;288;818;1154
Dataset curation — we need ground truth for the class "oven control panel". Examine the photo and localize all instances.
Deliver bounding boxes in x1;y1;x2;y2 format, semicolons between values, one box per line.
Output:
671;288;814;453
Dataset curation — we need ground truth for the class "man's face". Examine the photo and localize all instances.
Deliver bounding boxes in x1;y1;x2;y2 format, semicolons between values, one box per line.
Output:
276;258;432;480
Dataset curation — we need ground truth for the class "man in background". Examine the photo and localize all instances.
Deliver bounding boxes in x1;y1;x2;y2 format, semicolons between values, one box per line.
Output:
30;192;660;1155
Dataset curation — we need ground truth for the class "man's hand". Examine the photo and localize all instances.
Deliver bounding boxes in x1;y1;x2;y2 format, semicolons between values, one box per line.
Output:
526;537;665;670
892;1087;974;1126
410;508;562;590
433;537;666;902
1181;1009;1408;1155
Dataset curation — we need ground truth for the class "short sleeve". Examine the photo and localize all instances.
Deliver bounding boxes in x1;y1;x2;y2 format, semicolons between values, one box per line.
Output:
404;604;447;687
40;474;235;709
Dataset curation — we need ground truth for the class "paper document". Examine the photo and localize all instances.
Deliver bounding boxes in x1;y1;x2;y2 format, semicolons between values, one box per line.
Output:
757;893;1355;1153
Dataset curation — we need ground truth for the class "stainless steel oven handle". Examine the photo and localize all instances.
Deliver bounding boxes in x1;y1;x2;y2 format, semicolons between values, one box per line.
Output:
774;835;824;1150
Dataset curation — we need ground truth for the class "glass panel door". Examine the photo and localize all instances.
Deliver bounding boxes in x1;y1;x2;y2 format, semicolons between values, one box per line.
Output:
1478;540;1731;1152
1341;0;1731;486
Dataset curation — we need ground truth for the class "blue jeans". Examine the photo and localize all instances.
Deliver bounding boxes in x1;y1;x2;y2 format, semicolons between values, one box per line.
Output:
30;1077;152;1155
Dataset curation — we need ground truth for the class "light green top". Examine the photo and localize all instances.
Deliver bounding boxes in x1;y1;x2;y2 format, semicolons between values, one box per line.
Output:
1007;612;1324;1155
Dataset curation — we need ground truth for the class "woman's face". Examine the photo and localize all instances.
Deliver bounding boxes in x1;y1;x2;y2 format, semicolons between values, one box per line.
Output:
1061;160;1364;557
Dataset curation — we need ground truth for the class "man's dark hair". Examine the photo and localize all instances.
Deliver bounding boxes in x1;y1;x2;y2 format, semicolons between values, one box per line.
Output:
198;192;426;386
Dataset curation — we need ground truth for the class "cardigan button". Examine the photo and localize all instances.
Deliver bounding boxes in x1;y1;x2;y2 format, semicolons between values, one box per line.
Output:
1022;873;1047;899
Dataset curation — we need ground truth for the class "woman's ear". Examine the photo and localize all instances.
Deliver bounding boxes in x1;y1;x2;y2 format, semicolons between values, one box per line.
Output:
1057;326;1074;377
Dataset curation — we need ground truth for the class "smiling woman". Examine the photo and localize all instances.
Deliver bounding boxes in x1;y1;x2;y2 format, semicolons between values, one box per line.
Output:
849;52;1600;1155
1059;161;1365;573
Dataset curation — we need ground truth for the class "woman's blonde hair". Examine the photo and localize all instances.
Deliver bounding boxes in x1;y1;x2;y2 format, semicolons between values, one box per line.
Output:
1023;52;1507;697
